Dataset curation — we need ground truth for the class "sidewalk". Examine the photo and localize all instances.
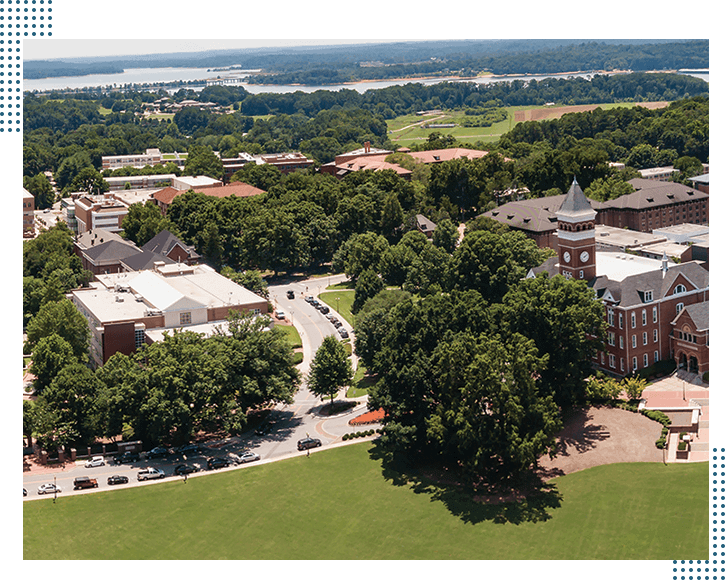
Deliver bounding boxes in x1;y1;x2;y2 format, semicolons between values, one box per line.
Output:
642;371;709;463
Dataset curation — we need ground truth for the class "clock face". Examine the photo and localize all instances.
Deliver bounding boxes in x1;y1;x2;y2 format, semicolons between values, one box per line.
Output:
563;251;571;263
580;251;590;263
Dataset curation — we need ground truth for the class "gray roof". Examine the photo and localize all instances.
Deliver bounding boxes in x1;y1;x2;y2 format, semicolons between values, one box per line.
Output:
557;178;596;218
415;214;437;232
119;249;175;272
82;240;142;264
606;178;708;210
688;174;709;185
142;230;200;260
591;260;708;308
675;301;709;331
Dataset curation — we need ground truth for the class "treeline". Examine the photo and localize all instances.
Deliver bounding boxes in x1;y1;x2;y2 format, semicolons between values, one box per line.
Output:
243;40;708;85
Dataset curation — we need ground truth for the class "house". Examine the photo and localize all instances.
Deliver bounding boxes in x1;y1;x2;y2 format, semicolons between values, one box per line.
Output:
70;263;268;367
528;179;709;378
415;215;437;238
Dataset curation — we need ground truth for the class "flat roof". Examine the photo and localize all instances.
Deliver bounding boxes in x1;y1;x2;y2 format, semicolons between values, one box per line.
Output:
595;225;666;248
595;251;664;282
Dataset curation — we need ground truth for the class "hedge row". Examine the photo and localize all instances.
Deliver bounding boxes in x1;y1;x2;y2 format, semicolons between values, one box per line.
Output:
342;429;381;441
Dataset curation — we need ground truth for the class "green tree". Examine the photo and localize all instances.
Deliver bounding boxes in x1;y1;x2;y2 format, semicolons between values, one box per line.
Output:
431;218;460;254
68;166;110;195
497;274;606;408
25;298;90;362
307;335;353;407
30;334;78;393
352;268;385;314
332;232;390;280
623;376;647;401
183;144;224;180
121;200;177;246
23;173;55;209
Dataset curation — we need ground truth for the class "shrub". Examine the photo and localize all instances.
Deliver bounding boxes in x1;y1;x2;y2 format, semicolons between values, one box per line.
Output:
291;352;303;365
678;441;688;451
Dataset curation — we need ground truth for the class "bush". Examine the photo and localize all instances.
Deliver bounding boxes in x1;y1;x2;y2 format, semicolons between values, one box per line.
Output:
291;352;303;365
641;409;671;427
678;441;688;451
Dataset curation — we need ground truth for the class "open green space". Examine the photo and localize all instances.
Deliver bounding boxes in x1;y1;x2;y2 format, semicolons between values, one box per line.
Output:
387;103;660;146
319;290;355;326
24;443;707;559
275;323;302;349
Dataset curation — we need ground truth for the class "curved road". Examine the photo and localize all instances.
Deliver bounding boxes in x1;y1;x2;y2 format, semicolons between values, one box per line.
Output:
24;274;377;500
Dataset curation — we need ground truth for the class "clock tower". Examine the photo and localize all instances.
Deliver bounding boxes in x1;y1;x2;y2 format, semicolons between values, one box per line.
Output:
556;178;597;281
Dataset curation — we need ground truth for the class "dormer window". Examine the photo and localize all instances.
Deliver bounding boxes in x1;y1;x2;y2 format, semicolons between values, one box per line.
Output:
644;290;653;303
673;284;686;295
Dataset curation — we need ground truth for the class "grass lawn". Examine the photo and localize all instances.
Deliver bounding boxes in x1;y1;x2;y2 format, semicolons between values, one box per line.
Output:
23;443;707;559
319;290;355;326
275;323;302;349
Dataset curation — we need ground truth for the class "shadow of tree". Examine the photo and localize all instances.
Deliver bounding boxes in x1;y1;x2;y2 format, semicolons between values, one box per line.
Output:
368;441;563;525
551;406;611;457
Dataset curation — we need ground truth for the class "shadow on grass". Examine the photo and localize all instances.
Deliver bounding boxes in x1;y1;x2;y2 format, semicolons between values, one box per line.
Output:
367;440;562;525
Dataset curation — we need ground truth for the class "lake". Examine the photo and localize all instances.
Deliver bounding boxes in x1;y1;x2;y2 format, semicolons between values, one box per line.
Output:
23;67;709;95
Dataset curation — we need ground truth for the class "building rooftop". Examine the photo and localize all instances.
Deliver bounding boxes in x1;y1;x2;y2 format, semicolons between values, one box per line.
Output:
607;178;708;210
590;251;664;282
192;181;266;198
408;148;489;164
675;301;709;332
595;225;666;249
558;178;596;219
173;175;223;190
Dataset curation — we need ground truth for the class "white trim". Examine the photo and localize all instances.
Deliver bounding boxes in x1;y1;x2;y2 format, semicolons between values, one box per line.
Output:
557;229;596;241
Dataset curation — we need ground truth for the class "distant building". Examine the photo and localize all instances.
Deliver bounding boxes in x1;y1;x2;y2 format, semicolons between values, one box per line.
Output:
415;214;437;238
255;152;314;174
141;230;200;265
102;148;163;171
152;181;265;216
74;193;130;234
172;175;223;191
687;173;709;194
105;174;176;192
638;166;680;181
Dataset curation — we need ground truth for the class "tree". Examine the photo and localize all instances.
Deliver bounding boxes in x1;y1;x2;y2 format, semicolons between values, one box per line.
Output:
121;200;177;246
25;298;90;362
307;336;352;406
431;218;460;254
68;166;109;195
622;376;647;401
497;274;606;408
30;334;78;393
352;268;384;314
426;332;561;478
183;144;224;180
23;173;55;209
332;232;390;280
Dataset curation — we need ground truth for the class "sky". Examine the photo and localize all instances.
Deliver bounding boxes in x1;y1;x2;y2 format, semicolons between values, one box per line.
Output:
22;39;414;61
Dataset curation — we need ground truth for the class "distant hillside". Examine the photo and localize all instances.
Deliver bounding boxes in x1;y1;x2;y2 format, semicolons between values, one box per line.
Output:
23;39;707;81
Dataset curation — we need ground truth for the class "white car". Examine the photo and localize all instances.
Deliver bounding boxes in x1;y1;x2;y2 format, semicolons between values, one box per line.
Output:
85;456;105;468
275;310;285;320
37;483;61;495
137;467;165;481
230;451;260;464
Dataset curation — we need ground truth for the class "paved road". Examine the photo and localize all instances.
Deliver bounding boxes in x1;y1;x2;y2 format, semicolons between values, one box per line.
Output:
24;274;378;500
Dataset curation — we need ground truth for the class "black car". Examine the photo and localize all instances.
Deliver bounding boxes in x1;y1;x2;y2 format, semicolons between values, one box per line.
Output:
114;451;140;464
319;305;330;314
297;437;322;451
255;422;274;436
107;474;129;485
287;290;294;299
178;444;202;455
147;446;170;459
174;463;200;476
339;328;349;339
207;457;231;470
310;300;320;308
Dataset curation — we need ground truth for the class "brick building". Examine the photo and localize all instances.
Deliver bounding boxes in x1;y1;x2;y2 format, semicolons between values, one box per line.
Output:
74;194;130;234
529;179;709;378
23;188;35;237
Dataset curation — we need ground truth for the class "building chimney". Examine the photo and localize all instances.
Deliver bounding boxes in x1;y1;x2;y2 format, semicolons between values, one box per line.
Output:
364;141;370;153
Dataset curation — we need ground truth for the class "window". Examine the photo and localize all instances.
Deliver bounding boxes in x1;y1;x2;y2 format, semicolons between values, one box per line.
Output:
643;353;649;368
618;313;623;329
607;308;614;326
644;290;653;303
652;307;657;323
653;329;658;343
609;354;616;368
674;284;686;295
642;310;647;326
608;332;615;346
579;270;584;279
631;313;636;328
654;350;659;363
619;335;624;350
180;311;192;325
632;335;637;349
620;358;625;372
676;302;684;314
135;328;145;349
632;357;638;371
642;332;647;346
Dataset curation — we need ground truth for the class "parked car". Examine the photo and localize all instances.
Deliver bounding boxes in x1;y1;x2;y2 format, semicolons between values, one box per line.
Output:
319;305;330;314
207;457;231;470
275;309;285;320
287;290;294;299
85;456;105;468
304;295;314;303
174;463;201;476
332;320;342;328
107;474;129;485
23;488;27;497
73;476;98;490
310;300;320;308
297;437;322;451
37;483;61;495
339;328;349;339
178;444;202;455
114;451;140;464
137;467;165;481
230;451;260;464
147;446;170;459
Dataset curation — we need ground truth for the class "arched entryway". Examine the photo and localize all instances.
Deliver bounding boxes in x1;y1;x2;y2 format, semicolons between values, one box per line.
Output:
688;356;699;373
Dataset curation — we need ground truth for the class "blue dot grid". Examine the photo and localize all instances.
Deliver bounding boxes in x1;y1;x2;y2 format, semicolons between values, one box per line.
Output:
671;447;714;579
